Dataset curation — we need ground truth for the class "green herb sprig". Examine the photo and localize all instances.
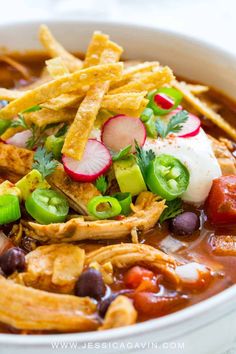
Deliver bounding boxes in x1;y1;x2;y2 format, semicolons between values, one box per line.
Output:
95;176;108;195
135;140;155;177
155;110;189;138
32;147;59;179
112;145;132;162
159;198;183;224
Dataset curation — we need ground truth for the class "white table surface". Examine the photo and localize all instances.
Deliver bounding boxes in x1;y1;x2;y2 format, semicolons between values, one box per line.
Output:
0;1;235;353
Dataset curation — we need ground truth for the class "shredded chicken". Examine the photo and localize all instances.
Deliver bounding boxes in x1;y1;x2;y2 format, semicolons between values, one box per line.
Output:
85;243;179;284
12;244;85;293
210;235;236;256
0;276;99;331
0;142;33;175
26;197;166;243
99;296;137;330
209;136;236;175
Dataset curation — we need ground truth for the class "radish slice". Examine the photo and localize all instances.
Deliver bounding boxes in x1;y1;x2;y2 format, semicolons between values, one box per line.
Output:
5;130;32;148
166;109;201;138
101;115;146;152
154;93;174;110
63;139;112;182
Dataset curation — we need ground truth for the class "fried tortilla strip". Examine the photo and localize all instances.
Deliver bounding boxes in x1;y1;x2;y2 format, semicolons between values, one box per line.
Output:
0;63;123;120
99;296;137;330
110;61;160;89
62;41;123;159
42;92;83;111
27;107;77;127
39;24;83;72
173;80;236;140
0;276;98;331
46;56;69;78
47;165;101;214
110;66;174;94
26;195;166;243
211;235;236;256
0;87;23;101
0;142;33;175
185;83;209;95
101;91;147;112
85;243;179;284
209;135;236;175
83;31;109;68
0;55;31;80
12;244;85;293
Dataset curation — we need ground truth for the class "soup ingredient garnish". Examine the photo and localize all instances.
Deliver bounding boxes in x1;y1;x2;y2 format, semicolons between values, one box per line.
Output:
169;211;200;236
101;115;146;153
112;144;132;161
0;194;21;225
206;175;236;224
63;139;112;182
155;110;189;138
16;169;50;200
113;156;147;196
32;147;59;179
87;196;122;219
146;154;190;201
45;135;64;160
25;188;69;224
0;180;21;199
0;119;10;135
135;141;155;177
165;110;201;138
147;87;183;115
159;198;183;224
95;175;108;195
140;107;154;122
113;192;132;216
75;268;106;300
0;247;25;276
6;130;33;149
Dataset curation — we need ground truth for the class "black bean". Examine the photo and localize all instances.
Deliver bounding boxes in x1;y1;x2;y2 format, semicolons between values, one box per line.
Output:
0;247;26;276
98;293;117;317
169;212;200;236
75;268;106;300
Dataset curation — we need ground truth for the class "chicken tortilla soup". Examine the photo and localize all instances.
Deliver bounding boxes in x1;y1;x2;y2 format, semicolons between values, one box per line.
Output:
0;25;235;334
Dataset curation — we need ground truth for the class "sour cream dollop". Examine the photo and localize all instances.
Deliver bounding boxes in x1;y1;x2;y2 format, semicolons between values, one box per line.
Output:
143;129;221;204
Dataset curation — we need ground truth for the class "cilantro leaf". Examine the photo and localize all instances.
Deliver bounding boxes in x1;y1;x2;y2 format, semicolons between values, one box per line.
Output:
112;145;132;162
22;105;42;113
10;114;29;129
159;198;183;224
95;175;108;195
32;147;59;179
155;110;189;138
135;140;155;177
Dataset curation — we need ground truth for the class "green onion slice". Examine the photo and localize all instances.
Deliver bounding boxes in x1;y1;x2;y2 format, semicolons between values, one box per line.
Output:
147;87;183;116
87;196;122;219
0;194;21;225
25;188;69;224
113;192;132;216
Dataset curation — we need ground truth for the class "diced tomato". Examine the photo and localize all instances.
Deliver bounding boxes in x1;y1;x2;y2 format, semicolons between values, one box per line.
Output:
124;266;155;289
206;175;236;224
133;292;188;317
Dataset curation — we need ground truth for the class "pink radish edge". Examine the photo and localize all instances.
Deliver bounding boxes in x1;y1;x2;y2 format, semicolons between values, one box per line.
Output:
166;109;201;138
63;139;112;183
101;114;146;153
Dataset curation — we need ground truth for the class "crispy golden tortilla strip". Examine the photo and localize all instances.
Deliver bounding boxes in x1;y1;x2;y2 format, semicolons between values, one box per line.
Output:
26;197;166;242
83;31;109;68
101;91;147;112
173;80;236;140
0;142;33;175
42;93;83;111
99;295;137;330
0;63;123;120
27;107;77;127
62;42;123;159
0;276;98;331
110;66;174;94
0;87;23;101
185;83;209;95
110;61;160;89
12;244;85;294
47;165;101;214
46;56;69;78
0;55;31;80
39;24;83;72
1;126;26;140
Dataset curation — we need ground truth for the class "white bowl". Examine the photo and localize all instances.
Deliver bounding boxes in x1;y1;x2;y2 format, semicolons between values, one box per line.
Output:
0;20;236;354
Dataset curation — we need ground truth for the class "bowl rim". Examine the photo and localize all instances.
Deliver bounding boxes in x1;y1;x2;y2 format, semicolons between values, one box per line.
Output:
0;18;236;345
